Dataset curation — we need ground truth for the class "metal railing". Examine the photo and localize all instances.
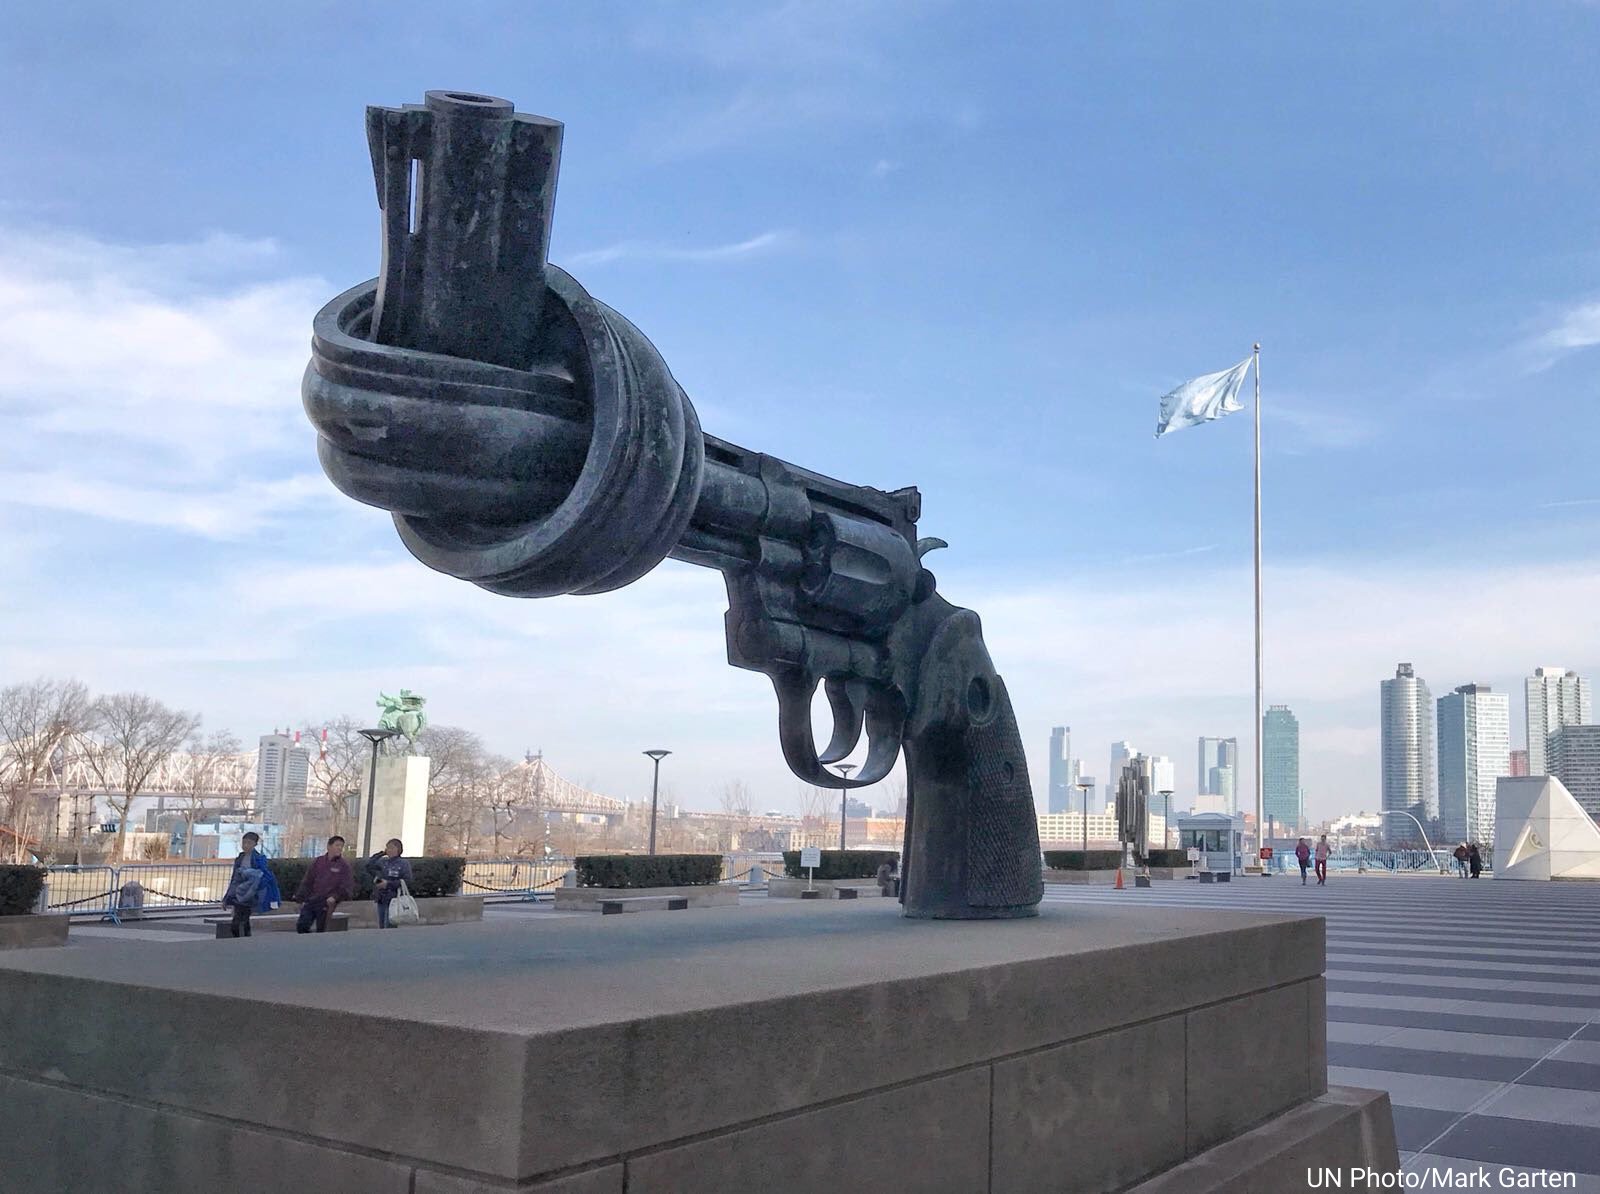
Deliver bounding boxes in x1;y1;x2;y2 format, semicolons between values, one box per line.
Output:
40;861;236;918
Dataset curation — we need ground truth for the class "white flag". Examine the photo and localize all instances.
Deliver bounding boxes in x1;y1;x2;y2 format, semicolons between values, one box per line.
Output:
1154;357;1253;438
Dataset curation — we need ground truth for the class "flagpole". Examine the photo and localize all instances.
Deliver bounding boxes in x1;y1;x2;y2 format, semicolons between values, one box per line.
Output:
1253;342;1264;869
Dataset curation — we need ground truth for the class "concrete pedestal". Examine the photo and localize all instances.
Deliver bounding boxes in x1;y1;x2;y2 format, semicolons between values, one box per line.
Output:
0;916;67;950
0;901;1394;1193
552;884;738;911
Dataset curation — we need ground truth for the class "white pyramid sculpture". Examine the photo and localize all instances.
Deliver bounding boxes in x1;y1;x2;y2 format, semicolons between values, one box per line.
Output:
1494;776;1600;881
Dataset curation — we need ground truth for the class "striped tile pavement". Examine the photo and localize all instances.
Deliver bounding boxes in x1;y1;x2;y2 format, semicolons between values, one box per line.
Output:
1042;875;1600;1189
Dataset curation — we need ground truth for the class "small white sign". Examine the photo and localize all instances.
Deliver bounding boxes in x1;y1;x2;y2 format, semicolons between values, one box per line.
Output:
800;846;822;869
1186;847;1200;862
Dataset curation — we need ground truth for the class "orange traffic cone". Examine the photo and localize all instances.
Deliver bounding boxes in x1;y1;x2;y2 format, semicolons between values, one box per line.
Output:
1114;867;1124;890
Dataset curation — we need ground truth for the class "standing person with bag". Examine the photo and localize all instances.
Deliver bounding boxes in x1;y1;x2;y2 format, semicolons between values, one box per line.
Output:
370;838;415;929
222;831;282;938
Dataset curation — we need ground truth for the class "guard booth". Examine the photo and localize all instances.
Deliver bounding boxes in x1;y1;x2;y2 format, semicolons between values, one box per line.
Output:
1177;813;1244;875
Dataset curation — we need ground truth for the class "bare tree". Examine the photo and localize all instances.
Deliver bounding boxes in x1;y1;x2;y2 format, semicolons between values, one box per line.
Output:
0;679;91;861
718;779;754;850
302;717;369;838
77;693;199;861
178;729;242;859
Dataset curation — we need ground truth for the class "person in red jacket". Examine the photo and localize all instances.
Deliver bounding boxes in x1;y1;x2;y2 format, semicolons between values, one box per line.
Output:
294;836;354;933
1294;838;1311;885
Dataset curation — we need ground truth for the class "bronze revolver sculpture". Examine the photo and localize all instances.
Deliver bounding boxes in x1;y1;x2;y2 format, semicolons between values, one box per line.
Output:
303;91;1042;919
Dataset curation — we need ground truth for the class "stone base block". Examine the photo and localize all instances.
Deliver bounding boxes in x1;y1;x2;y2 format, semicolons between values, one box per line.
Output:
0;915;67;950
767;877;887;899
1128;1086;1398;1193
0;899;1380;1193
1042;868;1122;884
282;895;485;928
552;884;738;911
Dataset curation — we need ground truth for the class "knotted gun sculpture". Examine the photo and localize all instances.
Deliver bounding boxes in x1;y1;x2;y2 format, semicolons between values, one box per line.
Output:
303;91;1042;919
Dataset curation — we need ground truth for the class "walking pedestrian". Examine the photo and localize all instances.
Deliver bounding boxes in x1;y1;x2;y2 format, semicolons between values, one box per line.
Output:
1295;838;1311;884
1468;842;1483;878
1454;842;1469;879
222;831;281;938
1314;835;1330;886
294;836;354;933
369;838;414;929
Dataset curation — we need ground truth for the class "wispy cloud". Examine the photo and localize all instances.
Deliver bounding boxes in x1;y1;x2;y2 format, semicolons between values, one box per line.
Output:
1524;297;1600;369
1539;497;1600;509
1116;544;1219;566
870;159;901;179
1267;399;1377;450
566;230;794;268
0;226;328;533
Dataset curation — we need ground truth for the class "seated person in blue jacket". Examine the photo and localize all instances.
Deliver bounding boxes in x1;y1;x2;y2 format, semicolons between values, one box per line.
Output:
369;838;415;929
221;831;283;938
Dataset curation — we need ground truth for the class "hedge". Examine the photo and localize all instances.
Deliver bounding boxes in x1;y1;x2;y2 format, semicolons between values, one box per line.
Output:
1145;849;1191;869
781;850;898;880
575;854;722;889
0;865;46;916
1043;850;1123;871
266;856;465;902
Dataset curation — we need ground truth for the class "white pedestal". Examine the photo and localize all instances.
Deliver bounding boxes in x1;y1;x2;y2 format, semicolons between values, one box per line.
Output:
360;754;430;855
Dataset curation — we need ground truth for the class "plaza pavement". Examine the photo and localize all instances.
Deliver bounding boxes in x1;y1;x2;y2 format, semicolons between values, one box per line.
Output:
1041;874;1600;1190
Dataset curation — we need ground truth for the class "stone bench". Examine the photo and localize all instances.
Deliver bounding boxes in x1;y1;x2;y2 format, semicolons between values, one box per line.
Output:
599;896;689;915
205;913;349;938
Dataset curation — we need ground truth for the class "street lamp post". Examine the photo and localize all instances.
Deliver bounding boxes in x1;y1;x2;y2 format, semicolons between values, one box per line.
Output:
1158;789;1174;850
832;763;857;850
357;727;399;858
643;750;671;855
1075;777;1096;856
1391;810;1446;874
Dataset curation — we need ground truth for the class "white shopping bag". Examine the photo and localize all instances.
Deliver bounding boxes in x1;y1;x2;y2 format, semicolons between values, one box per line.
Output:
393;880;421;926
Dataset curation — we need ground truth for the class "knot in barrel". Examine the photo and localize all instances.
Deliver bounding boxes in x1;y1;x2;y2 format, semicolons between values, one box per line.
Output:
303;266;704;597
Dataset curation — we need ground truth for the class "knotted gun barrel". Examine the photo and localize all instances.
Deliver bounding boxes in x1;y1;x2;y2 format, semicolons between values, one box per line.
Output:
304;91;1042;919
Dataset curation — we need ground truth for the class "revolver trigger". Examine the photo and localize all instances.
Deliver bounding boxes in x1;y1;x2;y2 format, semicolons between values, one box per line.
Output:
818;678;867;765
773;671;841;788
852;687;906;785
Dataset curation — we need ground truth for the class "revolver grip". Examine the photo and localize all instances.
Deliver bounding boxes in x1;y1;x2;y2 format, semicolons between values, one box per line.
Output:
900;610;1043;919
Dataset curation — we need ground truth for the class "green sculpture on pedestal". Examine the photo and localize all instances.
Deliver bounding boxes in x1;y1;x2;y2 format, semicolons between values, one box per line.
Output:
377;690;427;747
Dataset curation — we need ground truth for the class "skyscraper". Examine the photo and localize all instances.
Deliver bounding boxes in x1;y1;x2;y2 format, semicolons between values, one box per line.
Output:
1550;725;1600;820
1048;726;1071;814
255;730;311;823
1525;667;1592;776
1509;749;1529;777
1108;741;1136;804
1380;663;1436;845
1197;737;1238;796
1436;685;1509;844
1262;705;1301;834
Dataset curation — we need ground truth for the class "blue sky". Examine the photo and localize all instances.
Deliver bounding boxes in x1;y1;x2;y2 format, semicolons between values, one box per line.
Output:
2;2;1597;821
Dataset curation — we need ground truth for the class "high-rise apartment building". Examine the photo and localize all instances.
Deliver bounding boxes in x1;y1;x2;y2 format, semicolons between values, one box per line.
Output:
1380;663;1436;845
1525;667;1592;776
1550;725;1600;820
1262;705;1301;834
1048;726;1070;814
1509;749;1529;777
255;731;311;823
1436;685;1509;844
1197;737;1238;801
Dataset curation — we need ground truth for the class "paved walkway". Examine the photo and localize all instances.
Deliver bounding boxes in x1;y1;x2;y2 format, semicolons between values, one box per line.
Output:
1044;875;1600;1189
